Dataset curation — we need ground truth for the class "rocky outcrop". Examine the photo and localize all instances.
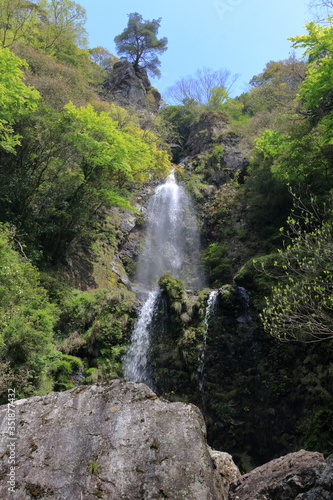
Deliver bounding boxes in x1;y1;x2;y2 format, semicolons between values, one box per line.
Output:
101;61;161;110
229;449;333;499
184;111;228;156
0;380;239;499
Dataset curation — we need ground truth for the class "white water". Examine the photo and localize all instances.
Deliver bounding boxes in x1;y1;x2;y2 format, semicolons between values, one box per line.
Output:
123;291;159;387
136;171;203;290
198;290;219;393
236;286;252;323
124;171;203;386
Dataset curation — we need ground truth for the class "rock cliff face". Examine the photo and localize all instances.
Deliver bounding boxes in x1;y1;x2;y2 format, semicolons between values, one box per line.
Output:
0;380;239;499
101;61;161;110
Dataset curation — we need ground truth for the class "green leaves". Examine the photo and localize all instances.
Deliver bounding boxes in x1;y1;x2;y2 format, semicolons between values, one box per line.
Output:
64;101;170;191
0;46;40;151
261;194;333;342
0;226;59;397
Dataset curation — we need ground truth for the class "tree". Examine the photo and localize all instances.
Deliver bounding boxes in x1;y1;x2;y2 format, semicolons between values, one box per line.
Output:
261;193;333;342
89;46;118;71
0;46;40;152
165;67;238;105
309;0;333;23
114;12;167;77
0;225;59;398
290;20;333;121
247;56;305;113
0;99;170;262
0;0;39;48
33;0;88;57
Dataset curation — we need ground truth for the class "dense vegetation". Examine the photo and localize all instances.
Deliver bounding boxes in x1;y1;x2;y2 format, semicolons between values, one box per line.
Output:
0;0;170;399
1;0;333;471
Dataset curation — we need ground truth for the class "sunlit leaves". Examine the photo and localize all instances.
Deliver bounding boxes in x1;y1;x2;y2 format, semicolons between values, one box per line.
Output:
0;46;40;151
64;102;170;191
0;0;39;48
261;194;333;342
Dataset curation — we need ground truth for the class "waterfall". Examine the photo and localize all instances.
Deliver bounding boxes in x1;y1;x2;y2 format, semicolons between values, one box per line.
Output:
136;171;203;290
124;171;203;386
198;290;219;393
123;291;159;388
236;286;252;323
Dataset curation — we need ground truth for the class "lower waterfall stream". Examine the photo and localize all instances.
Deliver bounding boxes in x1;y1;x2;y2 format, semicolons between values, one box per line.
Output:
198;290;219;394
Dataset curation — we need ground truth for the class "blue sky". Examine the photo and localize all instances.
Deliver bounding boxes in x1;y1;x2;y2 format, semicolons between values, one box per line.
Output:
79;0;312;99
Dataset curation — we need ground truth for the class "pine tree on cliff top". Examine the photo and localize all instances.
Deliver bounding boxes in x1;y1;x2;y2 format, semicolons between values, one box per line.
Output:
114;12;167;77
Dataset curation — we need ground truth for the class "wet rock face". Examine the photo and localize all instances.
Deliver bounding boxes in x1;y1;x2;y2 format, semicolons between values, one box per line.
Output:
101;61;161;110
0;381;237;499
229;449;333;500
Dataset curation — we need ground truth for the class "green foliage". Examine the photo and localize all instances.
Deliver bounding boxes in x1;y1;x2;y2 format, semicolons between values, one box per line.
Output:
248;56;305;113
203;243;231;287
0;225;59;400
64;102;169;188
32;0;88;58
0;0;39;48
235;254;283;309
87;459;101;475
301;406;333;455
114;12;167;77
89;46;118;71
230;56;304;148
261;193;333;342
246;22;333;198
290;20;333;113
0;46;40;152
57;287;137;378
48;351;82;390
13;42;100;110
0;99;169;263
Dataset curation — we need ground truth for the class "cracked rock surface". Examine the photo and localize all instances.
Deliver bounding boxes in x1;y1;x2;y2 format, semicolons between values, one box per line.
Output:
0;380;236;499
229;449;333;500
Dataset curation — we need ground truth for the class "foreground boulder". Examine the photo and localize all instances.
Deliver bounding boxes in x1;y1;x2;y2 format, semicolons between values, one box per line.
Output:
229;449;333;499
0;380;238;499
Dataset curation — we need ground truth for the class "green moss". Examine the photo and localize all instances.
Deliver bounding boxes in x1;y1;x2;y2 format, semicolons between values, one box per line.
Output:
300;407;333;456
85;367;100;384
87;460;101;475
48;352;83;391
203;243;231;287
158;274;185;301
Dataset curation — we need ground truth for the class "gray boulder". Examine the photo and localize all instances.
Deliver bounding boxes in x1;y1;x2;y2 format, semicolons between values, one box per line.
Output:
229;449;333;499
0;380;238;499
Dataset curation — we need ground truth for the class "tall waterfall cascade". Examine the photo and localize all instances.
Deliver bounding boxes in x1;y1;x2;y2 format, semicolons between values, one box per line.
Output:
136;170;203;289
198;290;219;393
124;171;203;387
